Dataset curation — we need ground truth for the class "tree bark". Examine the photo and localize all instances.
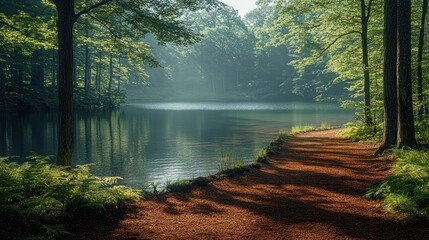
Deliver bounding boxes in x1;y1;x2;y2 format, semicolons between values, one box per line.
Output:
0;63;5;101
84;29;91;92
117;57;121;92
73;42;77;88
52;50;56;87
108;54;113;93
376;0;398;155
360;0;372;125
54;0;75;166
417;0;428;117
397;0;417;147
17;63;23;94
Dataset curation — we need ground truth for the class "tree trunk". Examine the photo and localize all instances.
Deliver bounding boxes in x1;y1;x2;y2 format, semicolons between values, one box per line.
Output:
73;44;77;88
52;50;56;87
0;63;5;101
377;0;398;154
417;0;428;117
84;29;91;92
117;57;121;92
108;54;113;93
54;0;75;166
17;63;23;94
360;0;372;125
397;0;417;147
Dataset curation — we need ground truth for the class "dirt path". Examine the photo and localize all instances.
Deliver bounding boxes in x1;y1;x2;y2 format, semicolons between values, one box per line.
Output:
75;129;429;239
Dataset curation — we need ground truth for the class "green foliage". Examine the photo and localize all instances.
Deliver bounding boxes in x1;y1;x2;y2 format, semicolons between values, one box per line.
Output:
366;149;429;220
290;125;316;134
0;156;140;238
339;121;381;141
278;130;288;140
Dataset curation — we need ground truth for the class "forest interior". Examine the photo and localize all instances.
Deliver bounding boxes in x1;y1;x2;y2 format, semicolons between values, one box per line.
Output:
1;0;429;239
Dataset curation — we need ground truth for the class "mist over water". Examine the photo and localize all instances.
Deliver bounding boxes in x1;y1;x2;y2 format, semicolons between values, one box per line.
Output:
0;102;353;188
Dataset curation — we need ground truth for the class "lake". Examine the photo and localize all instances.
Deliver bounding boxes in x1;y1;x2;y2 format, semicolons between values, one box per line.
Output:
0;102;354;188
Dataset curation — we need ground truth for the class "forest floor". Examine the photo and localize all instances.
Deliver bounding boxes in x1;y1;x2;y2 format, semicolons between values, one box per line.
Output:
72;129;429;240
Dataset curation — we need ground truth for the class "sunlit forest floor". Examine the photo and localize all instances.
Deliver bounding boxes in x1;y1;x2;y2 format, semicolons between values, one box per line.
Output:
71;130;429;239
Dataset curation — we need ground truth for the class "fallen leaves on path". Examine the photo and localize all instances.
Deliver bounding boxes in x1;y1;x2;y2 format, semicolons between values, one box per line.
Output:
74;130;429;240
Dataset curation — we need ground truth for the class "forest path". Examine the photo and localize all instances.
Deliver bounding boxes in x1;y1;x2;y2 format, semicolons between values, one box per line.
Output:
76;129;429;239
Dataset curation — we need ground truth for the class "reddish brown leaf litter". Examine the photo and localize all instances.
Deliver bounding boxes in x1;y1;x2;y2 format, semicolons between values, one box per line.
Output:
73;129;429;239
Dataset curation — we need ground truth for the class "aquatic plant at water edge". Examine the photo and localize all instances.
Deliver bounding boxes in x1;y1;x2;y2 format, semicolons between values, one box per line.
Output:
278;130;288;140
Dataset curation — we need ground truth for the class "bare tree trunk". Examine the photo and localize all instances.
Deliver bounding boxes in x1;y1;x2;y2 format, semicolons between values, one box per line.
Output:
17;63;23;94
84;29;91;92
117;57;121;92
397;0;417;147
108;54;113;93
73;42;77;88
360;0;372;125
417;0;428;117
376;0;398;155
0;63;5;101
52;50;56;87
54;0;75;166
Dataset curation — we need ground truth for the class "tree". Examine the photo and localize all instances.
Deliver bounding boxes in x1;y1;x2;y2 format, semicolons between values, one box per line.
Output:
376;0;397;155
397;0;417;147
51;0;210;166
417;0;428;117
360;0;373;125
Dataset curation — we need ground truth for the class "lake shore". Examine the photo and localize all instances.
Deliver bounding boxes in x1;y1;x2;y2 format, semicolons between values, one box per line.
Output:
71;129;429;239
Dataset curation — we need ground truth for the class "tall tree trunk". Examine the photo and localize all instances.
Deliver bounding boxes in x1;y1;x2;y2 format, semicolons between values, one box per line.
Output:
73;45;77;88
84;29;91;92
0;63;5;101
397;0;417;147
377;0;398;155
360;0;372;125
108;54;113;93
17;63;23;94
54;0;75;166
52;50;56;87
96;51;102;103
417;0;428;117
117;57;121;92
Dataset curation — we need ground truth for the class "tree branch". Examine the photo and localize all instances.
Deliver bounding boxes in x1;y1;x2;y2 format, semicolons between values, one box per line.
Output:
366;0;373;25
74;0;113;22
319;30;361;56
87;13;120;39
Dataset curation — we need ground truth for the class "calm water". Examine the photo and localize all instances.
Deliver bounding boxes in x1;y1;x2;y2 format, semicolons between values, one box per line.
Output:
0;102;353;188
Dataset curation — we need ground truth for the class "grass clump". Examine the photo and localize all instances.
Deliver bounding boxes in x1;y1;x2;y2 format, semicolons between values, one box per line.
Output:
290;125;316;134
278;130;288;140
366;149;429;220
0;156;140;238
219;152;245;172
165;179;194;193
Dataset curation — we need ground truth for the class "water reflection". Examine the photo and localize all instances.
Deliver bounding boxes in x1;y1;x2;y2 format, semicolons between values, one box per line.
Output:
0;102;354;188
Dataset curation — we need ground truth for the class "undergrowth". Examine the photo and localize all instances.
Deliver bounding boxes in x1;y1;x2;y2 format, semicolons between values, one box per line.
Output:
341;120;429;220
0;156;140;239
366;149;429;220
290;125;316;134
